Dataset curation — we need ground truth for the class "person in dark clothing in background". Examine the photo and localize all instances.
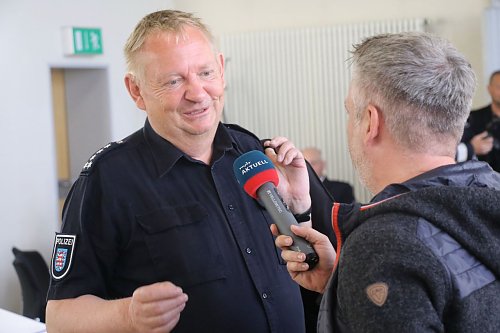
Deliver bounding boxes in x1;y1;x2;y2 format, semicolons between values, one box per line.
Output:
457;70;500;172
302;147;355;203
271;32;500;332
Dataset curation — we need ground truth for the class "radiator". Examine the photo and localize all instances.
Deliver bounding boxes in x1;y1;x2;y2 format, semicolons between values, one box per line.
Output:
219;18;427;203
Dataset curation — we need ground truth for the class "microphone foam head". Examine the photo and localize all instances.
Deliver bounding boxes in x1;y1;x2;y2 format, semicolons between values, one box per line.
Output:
233;150;279;199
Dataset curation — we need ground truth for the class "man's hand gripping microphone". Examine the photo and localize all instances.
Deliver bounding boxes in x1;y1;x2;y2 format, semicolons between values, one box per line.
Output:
233;150;319;269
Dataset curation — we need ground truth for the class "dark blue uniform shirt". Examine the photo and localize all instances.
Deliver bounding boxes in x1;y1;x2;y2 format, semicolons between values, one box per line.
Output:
47;120;305;332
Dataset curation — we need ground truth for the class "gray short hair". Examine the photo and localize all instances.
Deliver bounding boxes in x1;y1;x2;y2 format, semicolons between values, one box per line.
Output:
124;10;215;77
350;32;476;153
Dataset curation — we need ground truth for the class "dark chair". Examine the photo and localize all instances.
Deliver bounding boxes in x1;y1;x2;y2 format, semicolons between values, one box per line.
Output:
11;247;50;322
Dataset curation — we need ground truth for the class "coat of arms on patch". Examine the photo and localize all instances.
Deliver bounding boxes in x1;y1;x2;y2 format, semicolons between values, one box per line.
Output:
51;234;76;280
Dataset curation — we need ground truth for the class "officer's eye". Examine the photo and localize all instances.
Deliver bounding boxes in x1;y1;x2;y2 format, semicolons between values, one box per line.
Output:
199;70;216;79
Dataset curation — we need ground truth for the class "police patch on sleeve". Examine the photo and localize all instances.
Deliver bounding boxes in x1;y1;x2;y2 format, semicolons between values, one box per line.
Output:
51;234;76;280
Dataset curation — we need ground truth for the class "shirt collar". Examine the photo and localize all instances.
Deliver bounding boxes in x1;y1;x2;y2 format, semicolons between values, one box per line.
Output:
143;119;235;177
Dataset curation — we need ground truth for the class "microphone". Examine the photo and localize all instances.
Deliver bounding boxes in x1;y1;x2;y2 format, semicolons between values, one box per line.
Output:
233;150;319;269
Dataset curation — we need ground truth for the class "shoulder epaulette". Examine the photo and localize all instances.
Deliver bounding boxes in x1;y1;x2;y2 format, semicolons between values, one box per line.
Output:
80;140;125;176
224;123;261;142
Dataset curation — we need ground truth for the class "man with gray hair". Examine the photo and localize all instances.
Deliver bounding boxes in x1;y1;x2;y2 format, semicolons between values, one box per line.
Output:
273;32;500;332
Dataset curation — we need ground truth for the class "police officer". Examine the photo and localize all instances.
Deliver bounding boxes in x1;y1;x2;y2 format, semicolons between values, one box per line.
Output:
45;10;324;333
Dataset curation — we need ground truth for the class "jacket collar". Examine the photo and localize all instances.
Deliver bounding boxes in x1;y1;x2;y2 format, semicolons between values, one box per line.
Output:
371;160;500;203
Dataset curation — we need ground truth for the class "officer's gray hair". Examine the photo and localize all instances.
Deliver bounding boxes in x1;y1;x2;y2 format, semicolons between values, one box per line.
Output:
124;10;216;78
350;32;476;154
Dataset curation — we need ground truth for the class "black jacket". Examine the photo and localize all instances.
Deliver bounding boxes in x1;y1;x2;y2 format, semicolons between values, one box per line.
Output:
318;160;500;332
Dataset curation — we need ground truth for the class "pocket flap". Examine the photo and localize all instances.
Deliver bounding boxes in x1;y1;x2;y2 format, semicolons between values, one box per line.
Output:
136;204;208;234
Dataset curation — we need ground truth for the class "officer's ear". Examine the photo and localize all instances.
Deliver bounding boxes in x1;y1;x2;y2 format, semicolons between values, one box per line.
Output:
125;73;146;111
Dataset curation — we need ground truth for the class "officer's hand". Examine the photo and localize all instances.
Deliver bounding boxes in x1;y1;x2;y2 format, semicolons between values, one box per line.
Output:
471;131;494;155
264;137;311;214
271;223;335;293
128;281;188;333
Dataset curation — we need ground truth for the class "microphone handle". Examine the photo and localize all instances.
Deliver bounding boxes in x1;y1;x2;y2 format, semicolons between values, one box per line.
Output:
257;182;319;269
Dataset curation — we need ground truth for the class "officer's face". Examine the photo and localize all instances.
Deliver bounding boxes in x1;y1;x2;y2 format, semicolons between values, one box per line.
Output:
131;27;225;142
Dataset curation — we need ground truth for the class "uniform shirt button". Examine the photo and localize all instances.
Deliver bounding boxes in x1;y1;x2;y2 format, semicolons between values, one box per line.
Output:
246;247;252;254
228;204;235;211
262;293;268;299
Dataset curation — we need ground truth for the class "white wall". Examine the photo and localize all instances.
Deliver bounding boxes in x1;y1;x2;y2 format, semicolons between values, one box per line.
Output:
0;0;172;313
484;5;500;79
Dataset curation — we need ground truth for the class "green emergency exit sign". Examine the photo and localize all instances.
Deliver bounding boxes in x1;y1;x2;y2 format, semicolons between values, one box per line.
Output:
63;27;103;55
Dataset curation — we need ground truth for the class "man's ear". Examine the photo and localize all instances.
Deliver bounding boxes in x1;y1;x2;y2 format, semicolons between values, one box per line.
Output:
363;103;381;144
124;74;146;110
218;53;226;88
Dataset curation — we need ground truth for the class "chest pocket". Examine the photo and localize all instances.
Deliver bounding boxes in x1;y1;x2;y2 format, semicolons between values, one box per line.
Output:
136;203;226;288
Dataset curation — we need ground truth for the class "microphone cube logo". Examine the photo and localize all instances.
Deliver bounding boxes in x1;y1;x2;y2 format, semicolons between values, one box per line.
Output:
238;158;270;175
233;151;279;198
